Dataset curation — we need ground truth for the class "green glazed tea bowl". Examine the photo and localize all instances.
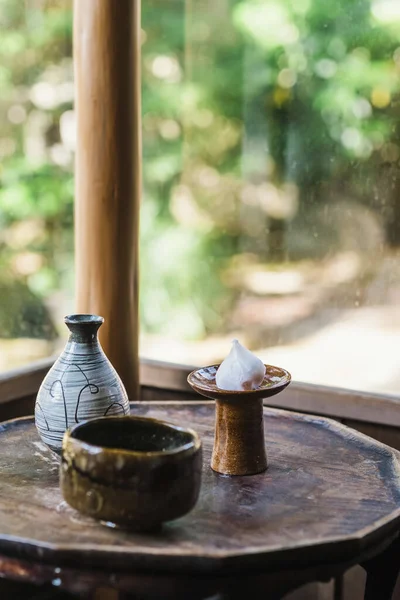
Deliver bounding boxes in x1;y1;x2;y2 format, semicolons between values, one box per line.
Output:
60;415;202;530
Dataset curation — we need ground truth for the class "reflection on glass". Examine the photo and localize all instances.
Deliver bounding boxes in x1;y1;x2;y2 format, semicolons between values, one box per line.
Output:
141;0;400;394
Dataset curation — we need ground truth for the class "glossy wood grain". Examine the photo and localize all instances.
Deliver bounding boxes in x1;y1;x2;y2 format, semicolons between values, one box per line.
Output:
0;402;399;577
212;396;267;475
74;0;141;399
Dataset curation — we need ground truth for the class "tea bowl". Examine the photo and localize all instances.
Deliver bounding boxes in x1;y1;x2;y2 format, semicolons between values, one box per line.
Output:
60;415;202;530
188;364;291;476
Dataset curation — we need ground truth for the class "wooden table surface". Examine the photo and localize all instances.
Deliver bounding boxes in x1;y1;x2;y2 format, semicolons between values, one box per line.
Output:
0;401;399;599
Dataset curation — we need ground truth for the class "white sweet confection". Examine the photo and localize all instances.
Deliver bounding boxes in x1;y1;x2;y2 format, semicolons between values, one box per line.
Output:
216;339;266;391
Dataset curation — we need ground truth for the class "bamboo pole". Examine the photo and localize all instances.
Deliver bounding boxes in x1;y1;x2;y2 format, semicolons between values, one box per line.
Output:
73;0;141;399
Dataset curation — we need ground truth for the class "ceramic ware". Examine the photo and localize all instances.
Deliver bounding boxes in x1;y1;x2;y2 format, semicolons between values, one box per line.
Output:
35;314;130;452
60;415;202;530
187;364;291;476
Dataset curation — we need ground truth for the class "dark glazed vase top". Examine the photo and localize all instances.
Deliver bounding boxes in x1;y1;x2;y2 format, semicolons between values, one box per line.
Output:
64;314;104;343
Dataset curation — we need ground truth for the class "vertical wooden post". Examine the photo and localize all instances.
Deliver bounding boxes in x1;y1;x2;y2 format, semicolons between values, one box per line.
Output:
74;0;141;399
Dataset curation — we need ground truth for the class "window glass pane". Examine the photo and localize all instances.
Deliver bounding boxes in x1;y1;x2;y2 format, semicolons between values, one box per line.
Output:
1;0;398;396
141;0;400;395
0;0;73;370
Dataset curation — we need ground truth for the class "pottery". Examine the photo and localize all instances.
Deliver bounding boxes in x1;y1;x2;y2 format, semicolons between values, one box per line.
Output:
60;416;202;530
35;314;130;452
187;364;291;476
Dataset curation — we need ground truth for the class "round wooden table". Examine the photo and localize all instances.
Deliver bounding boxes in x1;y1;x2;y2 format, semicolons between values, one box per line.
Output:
0;402;399;599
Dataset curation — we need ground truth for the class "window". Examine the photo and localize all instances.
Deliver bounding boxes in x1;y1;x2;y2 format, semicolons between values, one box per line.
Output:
0;0;399;397
0;0;73;370
140;0;400;395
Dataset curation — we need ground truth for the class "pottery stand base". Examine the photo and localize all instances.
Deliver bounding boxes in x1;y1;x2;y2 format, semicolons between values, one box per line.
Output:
212;397;268;476
187;363;291;476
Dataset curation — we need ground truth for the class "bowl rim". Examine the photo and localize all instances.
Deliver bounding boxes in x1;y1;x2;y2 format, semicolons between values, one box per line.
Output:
64;415;201;458
187;363;291;395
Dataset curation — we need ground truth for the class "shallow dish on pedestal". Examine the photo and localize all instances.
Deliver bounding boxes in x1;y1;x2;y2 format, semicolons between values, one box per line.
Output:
188;364;291;476
60;415;202;530
188;364;291;401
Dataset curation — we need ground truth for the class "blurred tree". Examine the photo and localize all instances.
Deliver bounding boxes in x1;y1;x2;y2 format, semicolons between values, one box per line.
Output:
0;0;399;344
0;0;73;339
141;0;400;336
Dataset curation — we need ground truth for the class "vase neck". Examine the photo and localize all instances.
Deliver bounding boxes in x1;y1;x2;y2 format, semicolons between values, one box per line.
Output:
64;314;104;344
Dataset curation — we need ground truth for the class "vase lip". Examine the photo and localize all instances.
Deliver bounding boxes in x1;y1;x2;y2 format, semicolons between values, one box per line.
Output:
64;314;104;326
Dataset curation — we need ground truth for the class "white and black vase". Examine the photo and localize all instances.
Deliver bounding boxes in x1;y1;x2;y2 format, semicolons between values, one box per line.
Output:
35;314;130;452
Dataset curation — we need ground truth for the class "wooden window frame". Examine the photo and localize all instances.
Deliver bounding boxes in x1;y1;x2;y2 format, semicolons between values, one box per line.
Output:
0;356;399;428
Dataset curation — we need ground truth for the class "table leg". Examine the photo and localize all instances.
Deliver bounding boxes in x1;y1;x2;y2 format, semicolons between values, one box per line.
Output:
362;535;400;600
334;574;344;600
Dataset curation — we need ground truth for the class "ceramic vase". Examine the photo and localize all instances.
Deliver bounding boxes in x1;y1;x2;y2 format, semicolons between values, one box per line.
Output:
35;314;130;452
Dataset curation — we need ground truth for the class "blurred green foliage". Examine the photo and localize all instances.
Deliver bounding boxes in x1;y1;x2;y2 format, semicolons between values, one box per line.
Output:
0;0;73;338
0;0;399;340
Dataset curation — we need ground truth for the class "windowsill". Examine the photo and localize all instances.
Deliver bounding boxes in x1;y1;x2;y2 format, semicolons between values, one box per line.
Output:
0;356;399;427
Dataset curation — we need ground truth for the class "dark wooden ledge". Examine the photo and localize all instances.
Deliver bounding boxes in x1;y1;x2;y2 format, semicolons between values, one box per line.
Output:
0;357;399;430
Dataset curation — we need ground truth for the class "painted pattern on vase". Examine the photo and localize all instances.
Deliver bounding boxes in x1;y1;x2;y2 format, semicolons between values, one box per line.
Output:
35;314;130;452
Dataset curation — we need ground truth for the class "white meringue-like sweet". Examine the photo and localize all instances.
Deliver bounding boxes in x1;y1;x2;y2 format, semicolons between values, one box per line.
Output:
216;339;266;391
